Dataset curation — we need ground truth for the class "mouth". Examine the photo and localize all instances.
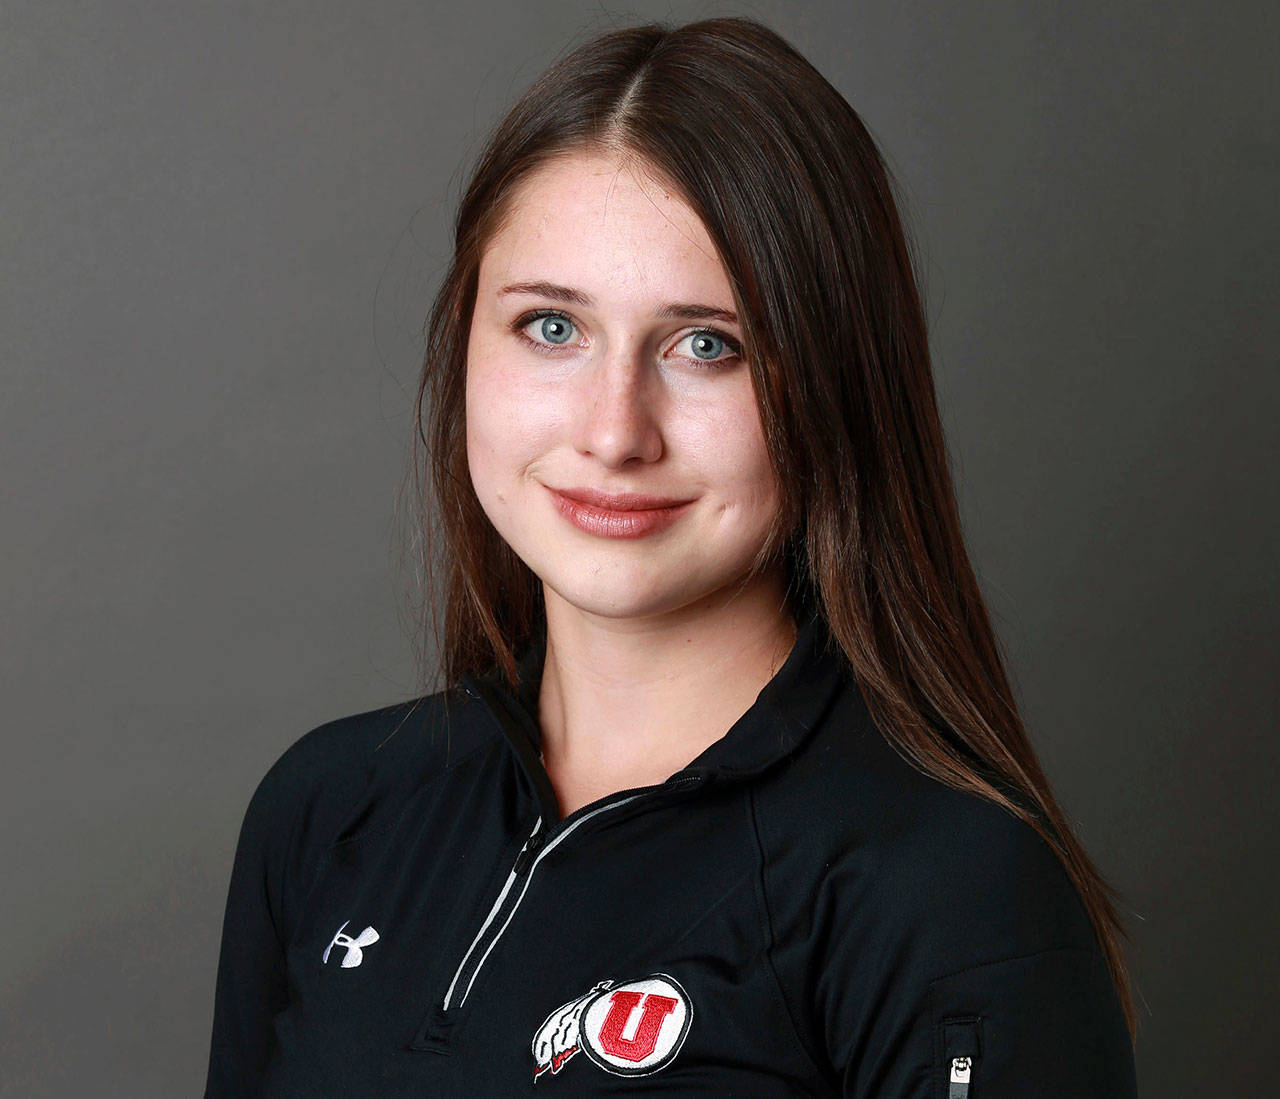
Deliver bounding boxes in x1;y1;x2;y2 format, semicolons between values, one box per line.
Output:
545;485;695;539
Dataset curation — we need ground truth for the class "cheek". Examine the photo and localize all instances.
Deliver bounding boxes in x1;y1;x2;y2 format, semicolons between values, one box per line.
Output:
465;347;559;495
465;336;519;502
683;391;780;517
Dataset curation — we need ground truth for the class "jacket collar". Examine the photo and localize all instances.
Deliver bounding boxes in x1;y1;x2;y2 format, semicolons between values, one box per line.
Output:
462;605;849;793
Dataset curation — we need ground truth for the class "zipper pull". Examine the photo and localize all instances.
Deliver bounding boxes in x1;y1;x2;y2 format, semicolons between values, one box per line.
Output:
512;827;544;875
941;1016;980;1098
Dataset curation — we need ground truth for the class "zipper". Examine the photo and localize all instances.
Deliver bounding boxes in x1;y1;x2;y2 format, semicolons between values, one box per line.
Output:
434;773;705;1017
412;675;705;1050
440;813;544;1011
940;1017;981;1099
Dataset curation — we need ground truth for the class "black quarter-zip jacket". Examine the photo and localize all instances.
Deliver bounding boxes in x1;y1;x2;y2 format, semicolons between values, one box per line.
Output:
204;609;1138;1096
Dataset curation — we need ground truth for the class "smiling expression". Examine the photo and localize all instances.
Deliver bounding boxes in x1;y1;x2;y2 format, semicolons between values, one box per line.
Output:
464;149;784;620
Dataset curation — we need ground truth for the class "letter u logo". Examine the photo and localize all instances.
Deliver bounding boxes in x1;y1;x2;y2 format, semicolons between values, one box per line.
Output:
595;989;679;1061
574;973;693;1076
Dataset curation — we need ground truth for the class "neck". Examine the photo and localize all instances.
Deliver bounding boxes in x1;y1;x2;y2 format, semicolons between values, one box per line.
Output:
535;576;798;781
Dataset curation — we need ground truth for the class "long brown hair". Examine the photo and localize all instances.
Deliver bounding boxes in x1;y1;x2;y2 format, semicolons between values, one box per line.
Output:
401;14;1138;1041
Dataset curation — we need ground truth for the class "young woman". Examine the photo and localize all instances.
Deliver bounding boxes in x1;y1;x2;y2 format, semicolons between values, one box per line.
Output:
206;16;1139;1096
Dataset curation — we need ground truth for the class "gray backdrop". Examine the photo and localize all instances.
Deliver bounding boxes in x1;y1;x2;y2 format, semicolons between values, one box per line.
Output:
3;1;1275;1094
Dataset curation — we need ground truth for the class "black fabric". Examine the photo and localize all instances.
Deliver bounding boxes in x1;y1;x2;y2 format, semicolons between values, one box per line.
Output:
204;609;1137;1096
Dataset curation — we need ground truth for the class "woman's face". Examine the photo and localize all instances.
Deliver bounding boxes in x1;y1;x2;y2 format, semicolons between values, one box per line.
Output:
465;149;783;621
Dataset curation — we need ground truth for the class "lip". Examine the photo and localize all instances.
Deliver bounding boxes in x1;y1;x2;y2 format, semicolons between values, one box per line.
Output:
546;485;695;539
551;486;693;511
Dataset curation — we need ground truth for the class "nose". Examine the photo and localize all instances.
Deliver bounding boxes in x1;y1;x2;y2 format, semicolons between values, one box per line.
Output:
571;347;664;467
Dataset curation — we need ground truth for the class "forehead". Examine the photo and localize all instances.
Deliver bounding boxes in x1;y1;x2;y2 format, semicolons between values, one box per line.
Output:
478;151;733;303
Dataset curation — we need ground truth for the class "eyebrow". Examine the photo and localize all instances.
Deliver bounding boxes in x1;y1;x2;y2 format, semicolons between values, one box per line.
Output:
497;280;738;325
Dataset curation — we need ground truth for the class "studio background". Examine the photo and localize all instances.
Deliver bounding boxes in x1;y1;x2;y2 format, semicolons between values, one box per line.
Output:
2;1;1275;1094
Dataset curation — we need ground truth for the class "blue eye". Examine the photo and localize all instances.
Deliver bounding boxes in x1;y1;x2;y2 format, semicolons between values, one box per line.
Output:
512;310;580;351
678;330;733;362
532;313;575;345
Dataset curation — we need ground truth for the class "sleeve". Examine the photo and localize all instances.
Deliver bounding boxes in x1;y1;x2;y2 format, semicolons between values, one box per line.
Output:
819;939;1137;1099
203;762;305;1097
915;944;1138;1098
811;833;1139;1098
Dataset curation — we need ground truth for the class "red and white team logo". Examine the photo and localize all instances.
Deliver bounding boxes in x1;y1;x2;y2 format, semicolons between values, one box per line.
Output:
531;973;693;1081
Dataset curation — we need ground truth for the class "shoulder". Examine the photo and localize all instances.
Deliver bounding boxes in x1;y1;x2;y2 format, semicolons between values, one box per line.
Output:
760;679;1101;974
245;689;477;813
234;686;501;907
865;774;1098;970
758;679;1134;1092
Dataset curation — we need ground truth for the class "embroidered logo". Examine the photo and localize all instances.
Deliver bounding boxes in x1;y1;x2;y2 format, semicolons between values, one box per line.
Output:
531;973;693;1082
321;919;379;968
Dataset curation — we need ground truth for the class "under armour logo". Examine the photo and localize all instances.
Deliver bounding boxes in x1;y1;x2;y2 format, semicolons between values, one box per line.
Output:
322;920;379;968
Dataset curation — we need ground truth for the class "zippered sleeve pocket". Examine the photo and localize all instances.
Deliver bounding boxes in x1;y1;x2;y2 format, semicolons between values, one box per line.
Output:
938;1016;982;1098
924;946;1137;1097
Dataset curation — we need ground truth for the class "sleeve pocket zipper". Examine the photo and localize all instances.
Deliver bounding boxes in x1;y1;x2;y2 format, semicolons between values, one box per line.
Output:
940;1016;982;1098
